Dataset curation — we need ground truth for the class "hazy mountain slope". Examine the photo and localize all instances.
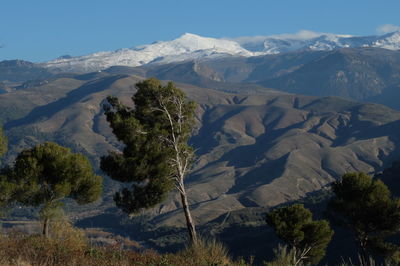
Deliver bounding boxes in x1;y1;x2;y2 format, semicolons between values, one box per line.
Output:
2;73;400;231
0;60;54;83
260;48;400;105
131;50;326;87
122;60;276;94
130;48;400;109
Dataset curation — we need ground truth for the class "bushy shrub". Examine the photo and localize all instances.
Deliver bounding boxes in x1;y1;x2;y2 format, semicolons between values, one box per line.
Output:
179;237;232;265
263;245;299;266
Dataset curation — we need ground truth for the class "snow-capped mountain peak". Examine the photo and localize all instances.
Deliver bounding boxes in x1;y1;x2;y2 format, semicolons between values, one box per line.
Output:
42;31;400;73
43;33;252;72
134;32;251;56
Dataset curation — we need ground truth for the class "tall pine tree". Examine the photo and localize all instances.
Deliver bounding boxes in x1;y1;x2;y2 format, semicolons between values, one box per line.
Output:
101;78;198;243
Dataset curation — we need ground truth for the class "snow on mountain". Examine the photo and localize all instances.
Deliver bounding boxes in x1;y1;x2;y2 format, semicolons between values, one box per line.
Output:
372;31;400;50
42;33;252;72
42;31;400;73
235;30;400;53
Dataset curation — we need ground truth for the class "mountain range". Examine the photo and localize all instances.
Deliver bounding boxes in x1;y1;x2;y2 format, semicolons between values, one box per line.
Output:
3;31;400;110
40;31;400;73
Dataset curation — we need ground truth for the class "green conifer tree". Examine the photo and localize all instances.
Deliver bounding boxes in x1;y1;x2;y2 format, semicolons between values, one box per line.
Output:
266;204;333;265
7;142;103;236
101;78;198;243
328;172;400;261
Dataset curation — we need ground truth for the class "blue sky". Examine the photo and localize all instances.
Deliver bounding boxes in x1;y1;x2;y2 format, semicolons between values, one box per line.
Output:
1;0;400;62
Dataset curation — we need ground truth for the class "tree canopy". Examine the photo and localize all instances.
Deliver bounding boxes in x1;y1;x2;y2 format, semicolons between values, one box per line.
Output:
328;172;400;260
266;203;333;265
5;142;103;236
101;78;198;242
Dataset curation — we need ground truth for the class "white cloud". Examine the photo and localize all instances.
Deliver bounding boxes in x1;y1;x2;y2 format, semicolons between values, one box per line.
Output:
377;24;400;34
232;35;268;45
271;30;324;40
230;30;356;45
231;30;324;45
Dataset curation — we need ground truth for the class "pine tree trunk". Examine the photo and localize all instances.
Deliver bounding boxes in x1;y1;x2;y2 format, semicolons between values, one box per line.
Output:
42;217;49;237
180;191;197;244
358;234;369;264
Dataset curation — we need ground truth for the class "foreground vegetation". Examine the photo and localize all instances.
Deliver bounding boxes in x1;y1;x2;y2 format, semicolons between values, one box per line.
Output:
0;224;391;266
0;221;247;266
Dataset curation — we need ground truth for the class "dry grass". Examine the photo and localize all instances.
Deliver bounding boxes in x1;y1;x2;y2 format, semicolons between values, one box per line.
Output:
0;221;249;266
83;228;141;250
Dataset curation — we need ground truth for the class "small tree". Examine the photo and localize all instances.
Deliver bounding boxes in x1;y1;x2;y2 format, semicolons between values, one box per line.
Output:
0;127;7;159
101;78;198;243
328;172;400;260
6;142;102;236
0;127;12;208
266;204;334;265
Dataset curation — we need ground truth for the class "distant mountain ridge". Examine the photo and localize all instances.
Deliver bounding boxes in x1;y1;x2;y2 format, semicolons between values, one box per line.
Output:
40;31;400;73
0;60;54;83
4;47;400;111
119;47;400;110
